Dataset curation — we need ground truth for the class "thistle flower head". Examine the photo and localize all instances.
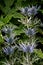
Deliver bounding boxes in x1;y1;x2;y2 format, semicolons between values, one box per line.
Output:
1;26;15;36
27;43;36;53
4;35;16;44
20;5;40;17
19;43;27;52
20;7;29;16
3;46;15;55
25;28;36;36
4;34;18;44
19;43;36;53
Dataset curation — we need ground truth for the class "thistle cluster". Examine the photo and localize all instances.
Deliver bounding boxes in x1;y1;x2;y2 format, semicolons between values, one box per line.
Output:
17;5;40;65
1;25;18;55
1;5;41;65
20;5;40;17
19;42;36;53
1;25;37;56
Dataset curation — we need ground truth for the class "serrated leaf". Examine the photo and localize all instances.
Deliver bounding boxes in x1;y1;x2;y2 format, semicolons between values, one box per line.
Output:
14;28;24;35
13;12;25;18
3;14;13;23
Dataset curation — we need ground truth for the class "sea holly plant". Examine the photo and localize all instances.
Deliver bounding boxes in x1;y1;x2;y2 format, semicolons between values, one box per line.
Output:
16;5;42;65
0;3;43;65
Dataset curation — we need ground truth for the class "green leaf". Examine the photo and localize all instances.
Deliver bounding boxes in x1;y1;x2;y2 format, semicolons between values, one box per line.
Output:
40;10;43;14
3;14;13;23
15;0;22;8
13;12;25;18
35;49;43;59
4;0;14;7
38;37;43;44
0;21;4;28
14;28;24;35
0;34;4;44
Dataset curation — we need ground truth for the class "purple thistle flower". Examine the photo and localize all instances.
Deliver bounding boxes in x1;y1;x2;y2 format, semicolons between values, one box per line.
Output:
1;26;15;36
20;5;40;16
19;43;36;53
20;7;30;16
4;35;18;44
7;26;15;34
4;36;14;44
3;46;15;55
25;28;36;36
27;43;36;53
19;43;27;52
